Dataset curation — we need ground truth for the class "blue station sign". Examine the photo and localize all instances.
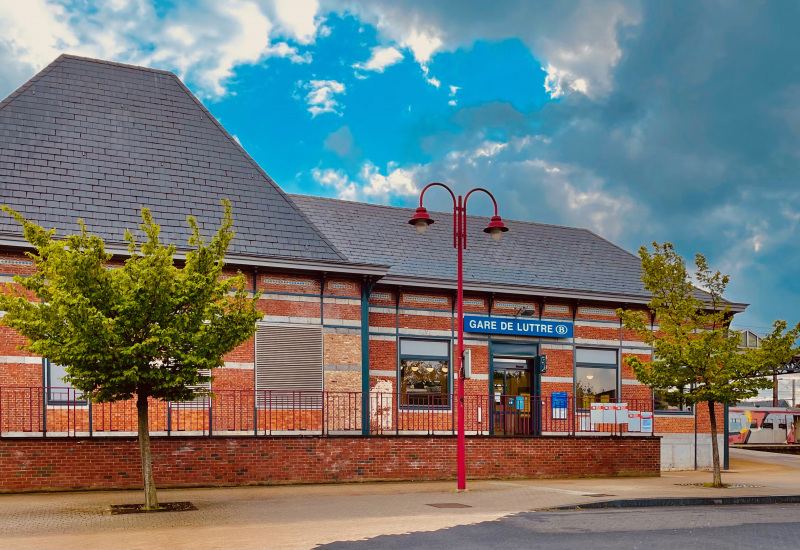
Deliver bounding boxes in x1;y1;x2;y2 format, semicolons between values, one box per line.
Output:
464;315;573;338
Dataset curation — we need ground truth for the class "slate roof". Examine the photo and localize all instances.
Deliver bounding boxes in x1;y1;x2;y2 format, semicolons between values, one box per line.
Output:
291;194;747;309
0;55;345;263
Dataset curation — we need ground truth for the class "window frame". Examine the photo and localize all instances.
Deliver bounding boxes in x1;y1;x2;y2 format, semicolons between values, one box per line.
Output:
44;359;87;406
653;385;695;415
398;337;452;410
574;347;619;409
255;322;324;410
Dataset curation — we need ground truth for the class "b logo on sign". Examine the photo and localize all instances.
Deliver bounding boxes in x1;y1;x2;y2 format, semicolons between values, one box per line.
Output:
555;324;568;335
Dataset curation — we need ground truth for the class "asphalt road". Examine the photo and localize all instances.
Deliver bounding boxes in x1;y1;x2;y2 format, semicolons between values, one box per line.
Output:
317;504;800;550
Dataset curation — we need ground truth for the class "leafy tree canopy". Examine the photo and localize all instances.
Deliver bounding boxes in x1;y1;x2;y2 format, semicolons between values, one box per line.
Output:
618;242;775;406
0;200;261;403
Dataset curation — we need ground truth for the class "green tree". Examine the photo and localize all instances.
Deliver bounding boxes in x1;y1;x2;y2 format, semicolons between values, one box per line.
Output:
618;242;782;487
0;201;261;508
756;320;800;406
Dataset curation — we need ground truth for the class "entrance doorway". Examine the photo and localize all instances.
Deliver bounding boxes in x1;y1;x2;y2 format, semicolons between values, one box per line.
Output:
492;358;541;435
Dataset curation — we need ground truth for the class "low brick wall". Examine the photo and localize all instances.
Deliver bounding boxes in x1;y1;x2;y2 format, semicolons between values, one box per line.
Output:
0;436;660;493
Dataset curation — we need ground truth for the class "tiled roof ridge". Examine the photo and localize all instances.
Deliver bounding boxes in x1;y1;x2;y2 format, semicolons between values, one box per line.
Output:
0;54;180;114
0;55;63;113
290;193;627;238
162;65;349;262
57;53;177;75
0;54;347;263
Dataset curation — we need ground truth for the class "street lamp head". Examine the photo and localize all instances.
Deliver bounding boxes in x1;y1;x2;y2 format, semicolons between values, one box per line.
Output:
408;206;435;234
483;215;509;242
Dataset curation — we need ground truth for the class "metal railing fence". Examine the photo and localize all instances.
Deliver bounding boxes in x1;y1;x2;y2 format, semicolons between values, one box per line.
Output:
0;386;654;438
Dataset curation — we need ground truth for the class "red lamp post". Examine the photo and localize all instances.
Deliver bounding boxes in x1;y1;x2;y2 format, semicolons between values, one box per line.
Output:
408;183;508;491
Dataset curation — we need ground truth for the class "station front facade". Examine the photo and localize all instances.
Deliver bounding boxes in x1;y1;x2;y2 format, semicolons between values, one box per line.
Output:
0;55;740;485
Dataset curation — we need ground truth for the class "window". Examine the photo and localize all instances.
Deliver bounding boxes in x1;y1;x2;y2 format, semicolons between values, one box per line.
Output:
575;348;618;408
255;324;323;408
654;387;694;413
400;338;450;407
45;360;85;404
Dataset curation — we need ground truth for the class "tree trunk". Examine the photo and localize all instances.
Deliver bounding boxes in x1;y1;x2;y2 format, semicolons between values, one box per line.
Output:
707;399;723;487
137;393;159;509
773;372;779;407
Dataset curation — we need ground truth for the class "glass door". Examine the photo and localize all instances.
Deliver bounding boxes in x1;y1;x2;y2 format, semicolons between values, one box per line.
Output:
492;358;539;435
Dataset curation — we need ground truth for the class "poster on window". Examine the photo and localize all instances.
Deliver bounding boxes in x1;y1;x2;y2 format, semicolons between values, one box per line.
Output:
641;412;653;433
551;392;568;419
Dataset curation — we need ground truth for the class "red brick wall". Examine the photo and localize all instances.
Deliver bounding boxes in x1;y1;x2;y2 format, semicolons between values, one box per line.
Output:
0;435;660;492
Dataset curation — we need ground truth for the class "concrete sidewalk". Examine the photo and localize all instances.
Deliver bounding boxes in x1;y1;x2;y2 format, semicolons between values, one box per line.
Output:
0;449;798;550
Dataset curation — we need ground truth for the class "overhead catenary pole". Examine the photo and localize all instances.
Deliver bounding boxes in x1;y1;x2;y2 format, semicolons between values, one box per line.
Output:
409;183;508;491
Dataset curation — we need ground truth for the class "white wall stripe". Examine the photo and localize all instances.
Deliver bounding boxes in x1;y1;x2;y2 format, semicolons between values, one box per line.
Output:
0;356;42;364
369;370;396;377
369;306;452;318
575;319;620;328
223;362;254;370
574;337;626;346
259;316;360;327
541;343;574;350
542;376;572;383
260;293;318;303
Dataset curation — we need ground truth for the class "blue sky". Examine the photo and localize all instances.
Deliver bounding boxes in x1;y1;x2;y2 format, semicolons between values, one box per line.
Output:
1;0;799;338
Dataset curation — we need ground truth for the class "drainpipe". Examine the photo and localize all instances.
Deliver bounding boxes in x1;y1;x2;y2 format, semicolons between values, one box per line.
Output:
723;403;729;470
360;276;373;435
694;406;698;471
253;267;258;437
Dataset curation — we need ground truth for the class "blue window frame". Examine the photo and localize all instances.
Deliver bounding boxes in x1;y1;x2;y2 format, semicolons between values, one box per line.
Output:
399;338;450;408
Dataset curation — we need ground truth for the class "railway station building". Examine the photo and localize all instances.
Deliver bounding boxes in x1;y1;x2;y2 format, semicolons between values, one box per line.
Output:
0;55;741;491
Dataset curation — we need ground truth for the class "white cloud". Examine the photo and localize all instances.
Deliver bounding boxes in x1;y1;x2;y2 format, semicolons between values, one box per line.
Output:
313;161;419;202
311;168;358;200
420;65;440;88
445;141;507;167
272;0;320;44
300;79;346;116
0;0;322;100
198;1;272;95
0;0;81;67
353;46;403;73
359;162;419;200
166;25;195;47
401;29;442;64
543;64;593;99
335;0;639;99
449;85;460;96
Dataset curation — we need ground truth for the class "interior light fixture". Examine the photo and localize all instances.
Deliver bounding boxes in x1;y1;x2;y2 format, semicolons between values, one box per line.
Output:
411;366;419;372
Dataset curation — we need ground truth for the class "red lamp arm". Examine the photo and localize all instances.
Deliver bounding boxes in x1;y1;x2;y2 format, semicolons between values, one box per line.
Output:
419;182;458;249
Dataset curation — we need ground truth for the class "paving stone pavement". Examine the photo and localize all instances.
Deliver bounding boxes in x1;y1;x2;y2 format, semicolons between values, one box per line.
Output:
0;449;798;550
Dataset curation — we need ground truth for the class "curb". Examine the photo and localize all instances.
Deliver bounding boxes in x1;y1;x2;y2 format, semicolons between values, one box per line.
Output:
543;495;800;510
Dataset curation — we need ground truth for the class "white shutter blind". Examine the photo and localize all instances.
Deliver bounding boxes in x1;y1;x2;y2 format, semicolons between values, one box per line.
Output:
256;324;323;393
